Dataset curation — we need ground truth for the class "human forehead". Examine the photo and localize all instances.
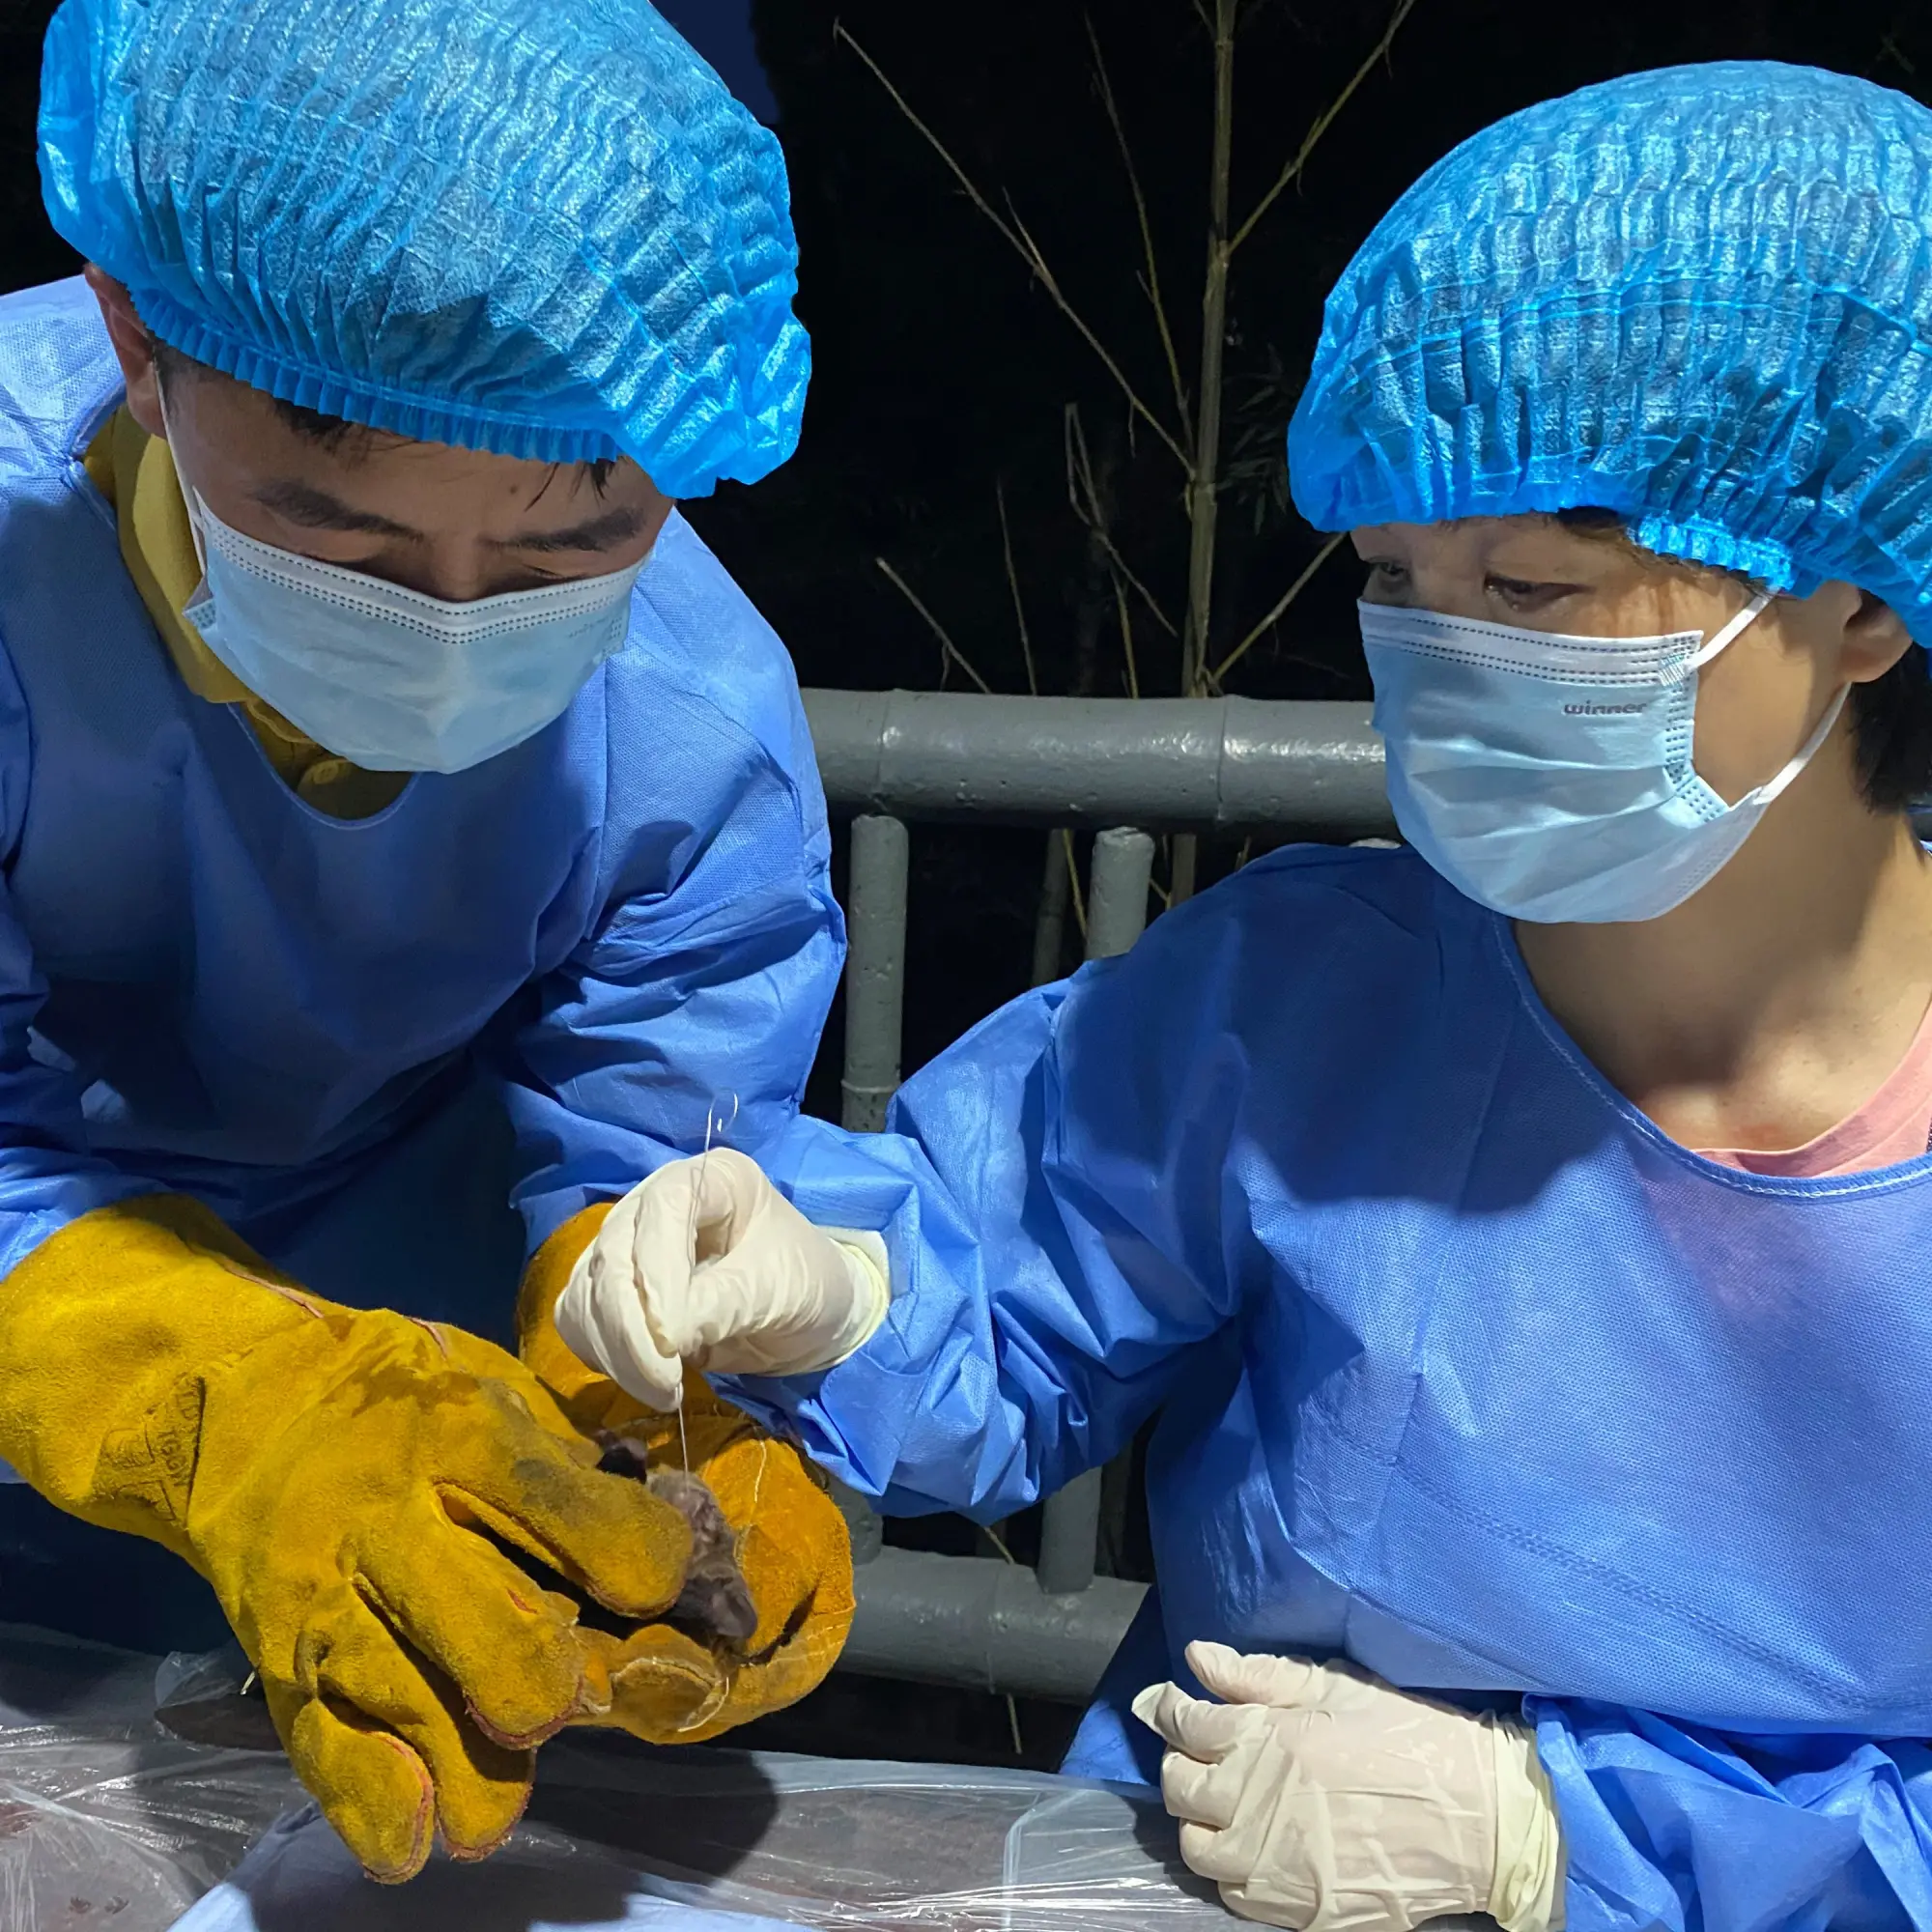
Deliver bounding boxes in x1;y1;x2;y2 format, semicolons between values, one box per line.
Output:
184;366;657;530
1349;517;1630;576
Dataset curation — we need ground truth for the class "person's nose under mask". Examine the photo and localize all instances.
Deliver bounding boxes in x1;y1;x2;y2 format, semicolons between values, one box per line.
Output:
157;386;649;775
1357;591;1846;923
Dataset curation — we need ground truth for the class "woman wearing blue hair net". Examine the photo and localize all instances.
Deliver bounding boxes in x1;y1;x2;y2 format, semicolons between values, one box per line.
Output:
558;61;1932;1932
0;0;863;1887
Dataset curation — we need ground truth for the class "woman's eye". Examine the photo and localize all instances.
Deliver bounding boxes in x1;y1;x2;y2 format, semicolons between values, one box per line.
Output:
1364;559;1408;587
1487;575;1560;607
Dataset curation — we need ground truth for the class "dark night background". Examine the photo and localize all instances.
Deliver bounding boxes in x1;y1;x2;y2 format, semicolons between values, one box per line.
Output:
2;0;1929;1763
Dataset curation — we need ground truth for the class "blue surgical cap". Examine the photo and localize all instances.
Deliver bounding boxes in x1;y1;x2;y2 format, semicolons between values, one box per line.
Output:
1289;62;1932;640
37;0;809;496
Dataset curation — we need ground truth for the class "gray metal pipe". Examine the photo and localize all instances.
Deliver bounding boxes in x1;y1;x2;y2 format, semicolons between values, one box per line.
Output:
830;1477;884;1567
836;815;906;1568
839;1546;1148;1703
840;813;909;1133
1034;828;1158;1598
1084;828;1156;963
802;691;1390;834
1036;1471;1102;1599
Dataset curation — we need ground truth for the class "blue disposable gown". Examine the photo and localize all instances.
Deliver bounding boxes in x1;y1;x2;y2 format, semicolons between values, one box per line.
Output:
726;842;1932;1932
0;278;842;1639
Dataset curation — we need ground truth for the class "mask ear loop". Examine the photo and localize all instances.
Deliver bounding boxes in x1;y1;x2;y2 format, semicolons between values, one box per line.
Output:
1682;588;1850;809
150;364;210;578
1682;589;1776;672
1750;684;1852;810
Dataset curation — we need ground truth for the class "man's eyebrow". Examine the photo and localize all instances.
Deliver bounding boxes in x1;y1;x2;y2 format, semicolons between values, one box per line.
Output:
248;483;647;554
251;479;423;541
491;504;650;554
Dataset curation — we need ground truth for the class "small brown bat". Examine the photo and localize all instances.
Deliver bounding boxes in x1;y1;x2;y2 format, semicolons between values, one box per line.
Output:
596;1434;759;1651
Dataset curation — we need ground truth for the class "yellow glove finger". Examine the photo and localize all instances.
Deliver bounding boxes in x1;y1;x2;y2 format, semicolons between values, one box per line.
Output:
298;1594;532;1861
582;1622;731;1742
355;1499;610;1749
272;1683;438;1885
432;1322;601;1437
431;1375;695;1622
669;1605;852;1744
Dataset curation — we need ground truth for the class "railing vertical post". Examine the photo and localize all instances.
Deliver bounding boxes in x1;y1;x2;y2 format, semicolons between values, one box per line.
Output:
1084;828;1156;963
841;814;910;1134
833;813;909;1564
1036;828;1155;1598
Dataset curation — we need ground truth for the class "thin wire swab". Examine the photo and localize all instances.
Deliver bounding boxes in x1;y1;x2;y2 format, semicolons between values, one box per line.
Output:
679;1093;740;1471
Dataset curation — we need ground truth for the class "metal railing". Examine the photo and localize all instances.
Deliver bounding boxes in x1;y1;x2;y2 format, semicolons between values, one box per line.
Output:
803;690;1393;1702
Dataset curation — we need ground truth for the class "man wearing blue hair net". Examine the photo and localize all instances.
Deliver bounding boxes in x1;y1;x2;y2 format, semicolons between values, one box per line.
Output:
0;0;863;1886
557;62;1932;1932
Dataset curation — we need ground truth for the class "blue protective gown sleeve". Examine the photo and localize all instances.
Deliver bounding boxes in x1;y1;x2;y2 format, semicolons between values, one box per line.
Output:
729;963;1244;1520
0;631;159;1275
501;674;845;1254
1531;1700;1932;1932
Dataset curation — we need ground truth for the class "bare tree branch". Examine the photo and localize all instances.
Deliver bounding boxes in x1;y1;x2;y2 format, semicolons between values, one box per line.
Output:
874;556;995;694
1180;0;1238;699
1110;570;1142;698
1206;531;1347;687
996;480;1038;696
1089;524;1173;634
836;20;1190;470
1086;14;1192;444
1063;828;1089;941
1228;0;1416;258
1065;407;1178;637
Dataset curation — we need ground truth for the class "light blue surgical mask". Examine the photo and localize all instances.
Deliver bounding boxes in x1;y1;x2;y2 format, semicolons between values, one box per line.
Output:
176;491;647;775
1358;592;1849;923
156;380;650;774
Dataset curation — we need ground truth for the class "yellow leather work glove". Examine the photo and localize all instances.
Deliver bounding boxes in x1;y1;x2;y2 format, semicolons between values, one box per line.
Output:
0;1197;705;1883
519;1200;855;1742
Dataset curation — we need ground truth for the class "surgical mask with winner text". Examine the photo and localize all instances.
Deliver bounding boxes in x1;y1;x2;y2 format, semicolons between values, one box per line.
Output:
1358;592;1848;923
179;490;646;776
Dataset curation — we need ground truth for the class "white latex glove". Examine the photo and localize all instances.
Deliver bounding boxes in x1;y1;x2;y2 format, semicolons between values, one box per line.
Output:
1133;1642;1564;1932
554;1149;890;1409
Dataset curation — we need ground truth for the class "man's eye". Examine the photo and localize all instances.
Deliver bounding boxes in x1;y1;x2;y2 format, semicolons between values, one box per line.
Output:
1365;560;1408;585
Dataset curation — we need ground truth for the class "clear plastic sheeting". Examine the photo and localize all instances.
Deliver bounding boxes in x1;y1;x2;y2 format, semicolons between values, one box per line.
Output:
0;1626;301;1930
0;1624;1244;1932
533;1747;1233;1932
176;1745;1238;1932
0;1726;298;1927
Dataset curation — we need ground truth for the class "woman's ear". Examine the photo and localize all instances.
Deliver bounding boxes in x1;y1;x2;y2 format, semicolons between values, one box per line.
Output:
82;265;166;438
1840;587;1916;687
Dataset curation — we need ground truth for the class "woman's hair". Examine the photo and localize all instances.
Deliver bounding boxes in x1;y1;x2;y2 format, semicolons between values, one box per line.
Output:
1556;509;1932;813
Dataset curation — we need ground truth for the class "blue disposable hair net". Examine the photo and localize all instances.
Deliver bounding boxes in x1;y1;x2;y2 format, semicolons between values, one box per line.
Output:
1289;62;1932;641
37;0;809;496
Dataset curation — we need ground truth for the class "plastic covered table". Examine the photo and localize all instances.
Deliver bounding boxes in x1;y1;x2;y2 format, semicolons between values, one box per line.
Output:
0;1625;1251;1932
